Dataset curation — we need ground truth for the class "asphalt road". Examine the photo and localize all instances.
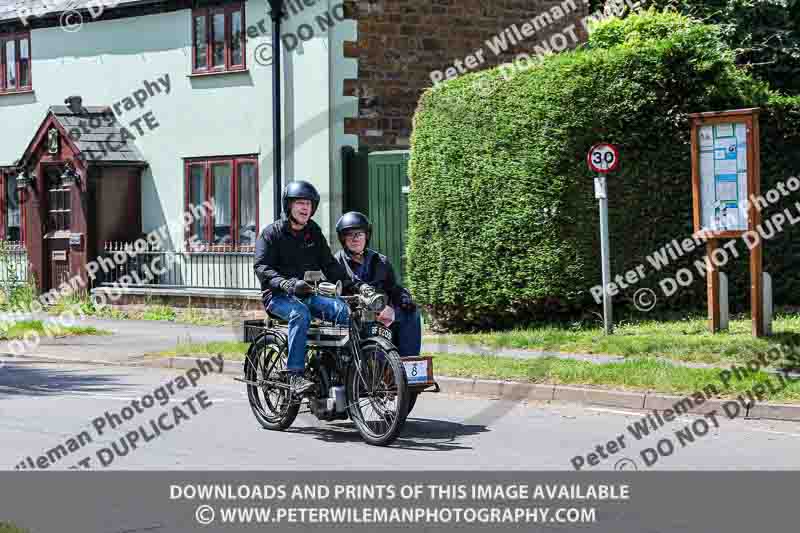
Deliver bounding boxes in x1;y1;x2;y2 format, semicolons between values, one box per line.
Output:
3;360;800;471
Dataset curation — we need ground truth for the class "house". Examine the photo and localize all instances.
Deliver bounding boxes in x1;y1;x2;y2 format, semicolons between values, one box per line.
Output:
0;0;359;311
0;0;587;314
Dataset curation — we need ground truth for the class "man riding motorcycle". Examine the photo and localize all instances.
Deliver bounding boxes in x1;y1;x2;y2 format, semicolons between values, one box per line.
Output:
253;181;368;394
334;211;422;357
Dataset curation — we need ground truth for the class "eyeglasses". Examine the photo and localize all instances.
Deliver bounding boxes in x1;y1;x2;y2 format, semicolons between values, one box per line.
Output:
344;231;367;240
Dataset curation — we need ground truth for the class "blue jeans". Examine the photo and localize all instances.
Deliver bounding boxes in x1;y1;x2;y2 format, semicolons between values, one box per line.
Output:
267;294;350;372
392;306;422;357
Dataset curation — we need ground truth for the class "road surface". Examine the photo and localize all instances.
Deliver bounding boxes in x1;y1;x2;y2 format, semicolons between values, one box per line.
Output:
2;361;800;471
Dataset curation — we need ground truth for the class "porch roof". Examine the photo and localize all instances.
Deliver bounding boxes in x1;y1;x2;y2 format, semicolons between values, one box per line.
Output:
17;104;147;168
50;105;146;164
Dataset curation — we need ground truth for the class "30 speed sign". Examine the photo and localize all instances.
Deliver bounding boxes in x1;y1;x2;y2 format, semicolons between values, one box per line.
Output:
587;143;619;173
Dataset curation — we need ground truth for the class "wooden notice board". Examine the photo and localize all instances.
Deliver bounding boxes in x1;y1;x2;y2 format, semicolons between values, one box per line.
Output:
689;108;763;336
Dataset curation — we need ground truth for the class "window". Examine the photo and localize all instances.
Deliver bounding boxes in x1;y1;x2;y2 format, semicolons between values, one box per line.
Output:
0;32;31;93
1;171;22;242
46;166;70;233
192;3;246;74
185;157;258;249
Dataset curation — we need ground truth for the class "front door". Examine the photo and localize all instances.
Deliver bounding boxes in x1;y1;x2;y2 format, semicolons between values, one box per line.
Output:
42;164;71;291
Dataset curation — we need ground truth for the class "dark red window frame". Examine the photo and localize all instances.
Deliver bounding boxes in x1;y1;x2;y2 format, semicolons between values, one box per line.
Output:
0;31;32;93
0;170;24;243
192;3;246;74
183;156;259;251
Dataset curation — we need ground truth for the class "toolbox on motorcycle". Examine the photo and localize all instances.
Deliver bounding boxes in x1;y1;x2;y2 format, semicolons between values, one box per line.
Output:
242;318;350;348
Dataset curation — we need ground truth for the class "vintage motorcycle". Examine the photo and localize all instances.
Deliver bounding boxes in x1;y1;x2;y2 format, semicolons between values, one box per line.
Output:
238;272;413;446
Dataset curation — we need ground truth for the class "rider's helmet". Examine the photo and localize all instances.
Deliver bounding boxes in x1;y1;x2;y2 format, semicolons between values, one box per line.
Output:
282;180;320;217
336;211;372;249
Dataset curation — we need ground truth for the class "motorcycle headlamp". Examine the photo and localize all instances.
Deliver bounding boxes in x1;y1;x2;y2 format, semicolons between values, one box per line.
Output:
365;293;386;312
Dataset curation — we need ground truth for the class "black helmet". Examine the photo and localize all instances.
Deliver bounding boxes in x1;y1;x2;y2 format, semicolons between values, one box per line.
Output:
282;180;320;216
336;211;371;247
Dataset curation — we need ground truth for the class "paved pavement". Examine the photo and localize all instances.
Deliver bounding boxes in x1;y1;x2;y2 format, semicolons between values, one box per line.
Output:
0;315;239;363
0;314;741;373
2;361;800;471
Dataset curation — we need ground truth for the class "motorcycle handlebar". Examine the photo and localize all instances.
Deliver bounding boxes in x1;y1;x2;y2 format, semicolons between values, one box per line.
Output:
302;273;383;311
327;288;386;312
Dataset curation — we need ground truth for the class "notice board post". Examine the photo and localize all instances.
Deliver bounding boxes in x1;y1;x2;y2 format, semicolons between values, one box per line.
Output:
689;108;764;337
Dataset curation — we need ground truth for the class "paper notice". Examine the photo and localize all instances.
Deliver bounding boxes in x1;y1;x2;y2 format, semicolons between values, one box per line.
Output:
715;159;737;174
699;126;713;149
717;180;738;201
714;137;737;152
715;123;734;137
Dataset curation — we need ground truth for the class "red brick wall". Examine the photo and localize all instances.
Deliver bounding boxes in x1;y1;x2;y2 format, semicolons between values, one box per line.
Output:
344;0;591;149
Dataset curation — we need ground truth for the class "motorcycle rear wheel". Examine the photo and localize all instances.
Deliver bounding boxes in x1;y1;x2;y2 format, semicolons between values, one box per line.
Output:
346;342;409;446
244;332;300;431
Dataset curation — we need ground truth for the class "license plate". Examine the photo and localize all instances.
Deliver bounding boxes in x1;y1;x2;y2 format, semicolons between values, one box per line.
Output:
403;359;429;385
368;324;393;342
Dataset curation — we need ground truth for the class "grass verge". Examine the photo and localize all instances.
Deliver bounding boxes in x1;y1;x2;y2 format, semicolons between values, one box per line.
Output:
0;523;29;533
149;341;800;403
424;312;800;366
46;294;234;327
429;354;800;402
0;320;110;340
153;340;250;358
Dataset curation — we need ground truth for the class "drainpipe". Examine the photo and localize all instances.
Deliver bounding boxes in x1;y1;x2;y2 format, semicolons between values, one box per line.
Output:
268;0;284;220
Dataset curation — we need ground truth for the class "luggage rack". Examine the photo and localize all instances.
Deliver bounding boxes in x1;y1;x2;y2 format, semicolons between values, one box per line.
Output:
243;318;350;348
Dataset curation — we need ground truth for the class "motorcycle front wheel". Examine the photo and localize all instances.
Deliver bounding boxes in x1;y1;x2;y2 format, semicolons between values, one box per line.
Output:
346;342;409;446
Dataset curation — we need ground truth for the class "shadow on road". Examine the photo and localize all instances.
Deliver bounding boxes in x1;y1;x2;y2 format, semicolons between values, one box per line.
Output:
279;415;490;451
0;363;128;398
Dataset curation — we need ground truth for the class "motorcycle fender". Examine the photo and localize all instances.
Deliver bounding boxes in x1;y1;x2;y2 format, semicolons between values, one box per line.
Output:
360;337;410;414
361;336;397;354
244;328;287;370
360;336;410;383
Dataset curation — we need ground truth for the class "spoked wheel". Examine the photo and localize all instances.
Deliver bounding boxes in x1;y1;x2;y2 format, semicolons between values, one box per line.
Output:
244;332;299;430
346;342;409;446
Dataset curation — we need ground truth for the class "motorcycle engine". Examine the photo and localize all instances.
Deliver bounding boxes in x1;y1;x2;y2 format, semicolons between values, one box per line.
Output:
308;351;348;420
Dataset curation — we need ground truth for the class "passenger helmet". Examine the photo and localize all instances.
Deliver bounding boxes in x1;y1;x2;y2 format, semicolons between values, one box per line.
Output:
282;180;320;216
336;211;372;247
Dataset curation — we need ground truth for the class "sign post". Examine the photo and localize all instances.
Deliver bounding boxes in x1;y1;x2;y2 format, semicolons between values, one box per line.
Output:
588;143;619;335
689;108;764;337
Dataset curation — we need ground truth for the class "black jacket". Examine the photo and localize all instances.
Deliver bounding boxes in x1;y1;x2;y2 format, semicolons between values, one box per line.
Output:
334;248;411;307
254;217;355;306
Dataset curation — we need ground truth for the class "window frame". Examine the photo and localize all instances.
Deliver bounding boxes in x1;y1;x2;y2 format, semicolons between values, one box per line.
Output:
183;156;259;251
0;31;32;94
45;166;71;234
191;3;246;74
0;170;24;243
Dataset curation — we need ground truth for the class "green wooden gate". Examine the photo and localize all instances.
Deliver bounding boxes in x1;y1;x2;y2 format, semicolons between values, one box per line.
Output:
342;148;410;283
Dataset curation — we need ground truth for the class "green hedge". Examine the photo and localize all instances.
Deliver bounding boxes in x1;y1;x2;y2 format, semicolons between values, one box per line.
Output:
643;0;800;96
407;9;800;331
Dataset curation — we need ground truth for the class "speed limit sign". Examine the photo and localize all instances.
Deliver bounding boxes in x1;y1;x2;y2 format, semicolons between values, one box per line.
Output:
587;143;619;173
